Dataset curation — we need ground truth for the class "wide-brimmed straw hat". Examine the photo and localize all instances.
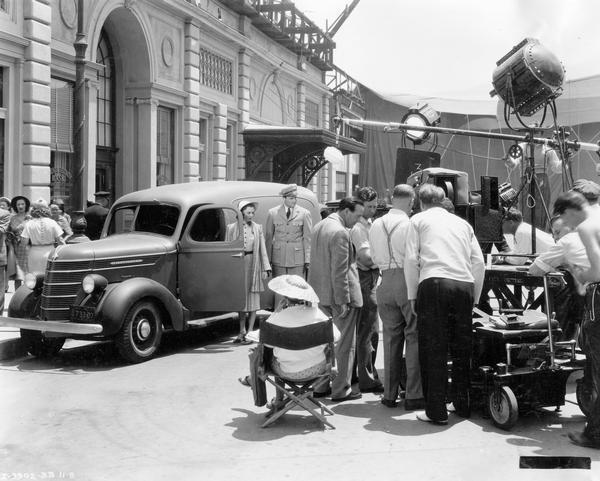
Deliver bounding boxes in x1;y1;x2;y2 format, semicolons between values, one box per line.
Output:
268;275;319;304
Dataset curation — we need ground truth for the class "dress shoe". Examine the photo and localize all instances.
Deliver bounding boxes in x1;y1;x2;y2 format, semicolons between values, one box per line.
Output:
380;398;398;408
416;412;448;426
360;384;384;394
313;388;331;398
404;398;425;411
568;431;600;449
331;391;362;403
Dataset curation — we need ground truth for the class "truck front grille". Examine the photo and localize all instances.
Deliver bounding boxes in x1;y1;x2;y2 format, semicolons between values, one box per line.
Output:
40;259;92;321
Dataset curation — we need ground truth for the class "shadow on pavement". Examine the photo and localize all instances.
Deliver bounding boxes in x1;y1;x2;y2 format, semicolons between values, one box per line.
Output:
227;407;329;440
0;319;243;371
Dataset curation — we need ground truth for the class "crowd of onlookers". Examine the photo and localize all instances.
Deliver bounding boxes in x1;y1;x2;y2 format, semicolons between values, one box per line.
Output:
0;191;111;311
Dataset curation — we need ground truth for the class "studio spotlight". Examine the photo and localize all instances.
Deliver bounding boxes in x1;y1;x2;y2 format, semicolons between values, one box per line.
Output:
491;38;564;117
401;103;441;144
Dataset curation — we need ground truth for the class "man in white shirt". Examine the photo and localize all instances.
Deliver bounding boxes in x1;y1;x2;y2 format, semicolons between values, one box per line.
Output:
405;184;485;425
369;184;423;409
350;186;383;394
529;216;589;340
501;208;554;265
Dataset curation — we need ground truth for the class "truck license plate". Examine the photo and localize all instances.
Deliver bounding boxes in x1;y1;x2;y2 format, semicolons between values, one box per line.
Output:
70;305;95;323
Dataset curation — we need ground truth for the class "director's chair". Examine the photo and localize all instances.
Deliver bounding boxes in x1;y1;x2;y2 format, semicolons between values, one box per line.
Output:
257;318;336;429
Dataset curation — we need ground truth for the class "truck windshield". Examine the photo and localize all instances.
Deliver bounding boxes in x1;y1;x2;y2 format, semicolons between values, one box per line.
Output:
107;204;180;237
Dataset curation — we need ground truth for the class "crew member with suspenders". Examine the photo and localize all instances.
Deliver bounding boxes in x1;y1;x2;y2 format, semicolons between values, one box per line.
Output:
369;184;424;409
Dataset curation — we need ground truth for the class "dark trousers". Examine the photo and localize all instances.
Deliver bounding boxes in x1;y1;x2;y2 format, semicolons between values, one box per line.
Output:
582;284;600;441
0;265;5;313
355;268;380;389
417;277;474;421
553;271;585;342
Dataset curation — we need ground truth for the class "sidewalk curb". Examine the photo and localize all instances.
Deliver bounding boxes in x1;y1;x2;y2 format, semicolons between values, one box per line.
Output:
0;336;27;361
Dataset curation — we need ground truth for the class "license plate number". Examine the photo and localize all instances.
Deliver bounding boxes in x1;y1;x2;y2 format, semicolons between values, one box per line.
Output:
70;305;96;323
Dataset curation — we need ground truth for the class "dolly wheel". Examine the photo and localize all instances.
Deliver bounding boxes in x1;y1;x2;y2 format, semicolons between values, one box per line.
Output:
576;378;596;419
488;386;519;430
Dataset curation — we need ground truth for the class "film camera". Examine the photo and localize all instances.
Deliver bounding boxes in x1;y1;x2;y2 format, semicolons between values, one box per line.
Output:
407;167;504;244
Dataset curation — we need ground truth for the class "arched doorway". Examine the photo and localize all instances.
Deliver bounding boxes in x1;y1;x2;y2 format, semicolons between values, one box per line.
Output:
94;6;152;201
95;29;116;199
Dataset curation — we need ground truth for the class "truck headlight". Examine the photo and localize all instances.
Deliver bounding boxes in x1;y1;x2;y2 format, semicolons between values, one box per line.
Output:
82;274;108;294
24;273;44;290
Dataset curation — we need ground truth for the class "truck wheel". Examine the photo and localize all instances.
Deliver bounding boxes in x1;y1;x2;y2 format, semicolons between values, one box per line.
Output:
576;378;596;418
20;329;65;358
116;300;163;363
488;386;519;430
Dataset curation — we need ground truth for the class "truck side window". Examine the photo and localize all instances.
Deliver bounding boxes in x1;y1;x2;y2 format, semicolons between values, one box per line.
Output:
190;208;238;242
107;206;136;235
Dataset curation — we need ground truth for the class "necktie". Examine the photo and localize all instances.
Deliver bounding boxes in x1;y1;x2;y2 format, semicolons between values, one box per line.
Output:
286;208;291;219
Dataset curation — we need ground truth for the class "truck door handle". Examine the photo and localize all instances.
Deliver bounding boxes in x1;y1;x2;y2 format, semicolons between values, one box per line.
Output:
231;253;243;258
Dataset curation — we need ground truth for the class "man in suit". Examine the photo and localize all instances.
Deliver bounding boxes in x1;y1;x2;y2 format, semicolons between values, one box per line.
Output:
84;191;110;240
0;203;11;312
309;197;364;402
265;184;312;284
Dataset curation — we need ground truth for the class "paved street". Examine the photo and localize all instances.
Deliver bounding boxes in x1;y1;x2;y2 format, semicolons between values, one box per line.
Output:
1;321;599;481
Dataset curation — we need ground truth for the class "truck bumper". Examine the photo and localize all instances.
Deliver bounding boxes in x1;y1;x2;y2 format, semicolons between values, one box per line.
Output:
0;317;102;335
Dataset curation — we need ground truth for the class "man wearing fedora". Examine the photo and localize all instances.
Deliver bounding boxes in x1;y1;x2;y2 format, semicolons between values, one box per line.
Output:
84;191;110;240
265;184;312;288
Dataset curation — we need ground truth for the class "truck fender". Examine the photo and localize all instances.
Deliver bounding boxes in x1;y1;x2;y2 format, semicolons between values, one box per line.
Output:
97;278;186;336
8;286;41;319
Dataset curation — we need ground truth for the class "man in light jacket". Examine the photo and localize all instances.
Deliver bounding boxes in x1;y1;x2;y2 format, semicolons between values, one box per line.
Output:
405;184;484;425
309;197;364;403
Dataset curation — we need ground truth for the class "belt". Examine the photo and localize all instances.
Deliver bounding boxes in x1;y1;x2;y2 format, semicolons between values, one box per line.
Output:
381;266;404;273
244;251;254;255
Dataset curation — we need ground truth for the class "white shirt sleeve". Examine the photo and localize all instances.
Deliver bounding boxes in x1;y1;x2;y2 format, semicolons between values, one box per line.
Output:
404;220;420;300
505;226;528;265
470;231;486;303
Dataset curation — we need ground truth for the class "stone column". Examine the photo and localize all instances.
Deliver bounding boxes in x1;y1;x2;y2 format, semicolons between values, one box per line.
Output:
22;0;51;201
183;20;201;183
83;77;97;203
137;98;158;188
212;103;227;180
322;93;330;130
122;96;138;193
296;81;305;127
237;48;251;180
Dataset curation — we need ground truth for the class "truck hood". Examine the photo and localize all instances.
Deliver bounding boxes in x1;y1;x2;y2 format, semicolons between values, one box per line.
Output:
53;233;175;261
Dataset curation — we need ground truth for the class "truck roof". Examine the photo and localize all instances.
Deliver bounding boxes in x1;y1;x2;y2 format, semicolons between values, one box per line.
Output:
114;181;318;210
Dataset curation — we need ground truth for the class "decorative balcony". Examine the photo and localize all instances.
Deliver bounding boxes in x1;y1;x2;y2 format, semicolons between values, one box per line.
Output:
218;0;335;70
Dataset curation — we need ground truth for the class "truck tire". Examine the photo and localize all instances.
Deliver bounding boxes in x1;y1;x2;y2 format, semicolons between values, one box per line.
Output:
115;300;163;363
20;330;65;358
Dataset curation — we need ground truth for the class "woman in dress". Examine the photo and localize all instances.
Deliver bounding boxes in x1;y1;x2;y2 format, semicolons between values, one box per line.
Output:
226;200;271;344
8;195;31;289
20;199;65;275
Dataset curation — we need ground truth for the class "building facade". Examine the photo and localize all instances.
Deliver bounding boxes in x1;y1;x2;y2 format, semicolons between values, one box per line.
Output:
0;0;353;211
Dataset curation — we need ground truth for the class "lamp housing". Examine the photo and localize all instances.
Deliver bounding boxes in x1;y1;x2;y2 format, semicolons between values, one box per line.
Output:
401;103;441;144
491;38;564;116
